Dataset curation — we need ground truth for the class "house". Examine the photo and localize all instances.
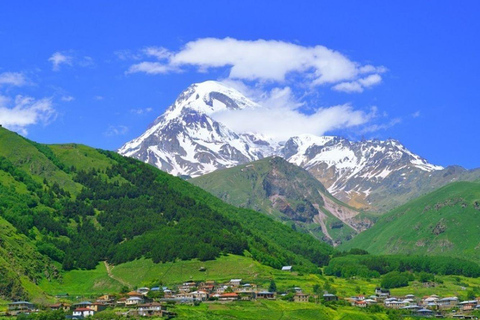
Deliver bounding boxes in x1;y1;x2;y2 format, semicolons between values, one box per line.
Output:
459;300;477;311
375;287;390;298
73;308;95;317
415;308;433;317
96;294;115;305
230;279;242;287
126;296;145;306
137;302;165;317
7;301;35;315
48;303;70;312
237;291;256;301
355;300;367;308
127;291;144;298
72;301;93;309
256;291;276;300
437;297;458;309
91;303;107;312
234;283;256;293
294;293;309;302
137;287;150;295
281;266;293;272
323;293;338;301
191;290;208;301
116;297;127;307
219;293;239;301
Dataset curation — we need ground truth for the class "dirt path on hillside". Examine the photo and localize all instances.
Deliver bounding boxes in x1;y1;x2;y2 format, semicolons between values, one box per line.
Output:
104;261;131;287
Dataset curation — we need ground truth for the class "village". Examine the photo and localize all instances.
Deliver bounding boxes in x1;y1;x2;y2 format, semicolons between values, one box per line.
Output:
4;275;480;320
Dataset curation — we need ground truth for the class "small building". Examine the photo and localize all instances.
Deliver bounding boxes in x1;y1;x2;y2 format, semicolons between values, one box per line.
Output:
219;293;239;301
138;302;166;317
437;297;458;309
323;293;338;301
48;303;70;312
137;287;150;295
73;308;95;317
281;266;293;272
8;301;35;315
116;297;127;306
91;303;107;312
230;279;242;287
127;291;144;298
355;300;367;308
415;308;433;317
72;301;93;309
256;291;276;300
294;293;309;302
126;296;145;306
375;287;390;298
191;290;209;301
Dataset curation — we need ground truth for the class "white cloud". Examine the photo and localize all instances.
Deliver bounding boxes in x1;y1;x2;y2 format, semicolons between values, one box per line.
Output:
360;118;401;134
130;107;153;115
127;61;178;74
61;95;74;102
94;95;104;101
333;74;382;93
0;72;27;86
0;95;56;135
143;47;171;60
332;81;364;93
211;87;374;140
104;125;128;136
126;38;385;89
412;111;421;118
48;52;73;71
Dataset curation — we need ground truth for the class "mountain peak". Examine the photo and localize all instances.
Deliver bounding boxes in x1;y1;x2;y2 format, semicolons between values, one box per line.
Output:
164;80;259;120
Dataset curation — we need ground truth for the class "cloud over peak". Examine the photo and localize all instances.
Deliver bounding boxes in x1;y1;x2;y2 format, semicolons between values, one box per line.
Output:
126;38;385;91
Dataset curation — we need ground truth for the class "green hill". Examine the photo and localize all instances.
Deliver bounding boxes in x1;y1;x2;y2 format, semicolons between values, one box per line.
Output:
339;181;480;261
0;127;333;300
191;157;370;245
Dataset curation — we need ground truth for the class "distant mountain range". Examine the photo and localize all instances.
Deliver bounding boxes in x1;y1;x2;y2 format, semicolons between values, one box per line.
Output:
119;81;480;212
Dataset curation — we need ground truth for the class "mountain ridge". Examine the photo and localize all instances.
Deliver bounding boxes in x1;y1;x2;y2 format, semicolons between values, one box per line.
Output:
119;80;480;211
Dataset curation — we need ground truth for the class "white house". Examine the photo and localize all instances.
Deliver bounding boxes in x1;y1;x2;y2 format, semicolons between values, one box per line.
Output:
73;308;95;317
126;296;144;306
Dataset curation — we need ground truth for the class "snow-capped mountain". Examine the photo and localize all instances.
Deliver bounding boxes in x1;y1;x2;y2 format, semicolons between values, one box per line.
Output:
118;81;277;177
281;135;444;208
119;81;477;211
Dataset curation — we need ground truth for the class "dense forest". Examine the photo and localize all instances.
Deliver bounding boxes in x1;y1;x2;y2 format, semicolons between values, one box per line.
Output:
0;127;332;289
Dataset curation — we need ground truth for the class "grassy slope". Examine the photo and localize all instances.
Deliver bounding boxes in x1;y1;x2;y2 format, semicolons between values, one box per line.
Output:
174;300;393;320
340;181;480;260
191;157;357;243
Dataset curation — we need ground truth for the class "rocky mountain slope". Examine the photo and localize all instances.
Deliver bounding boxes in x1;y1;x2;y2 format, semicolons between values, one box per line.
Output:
192;157;371;245
119;81;480;212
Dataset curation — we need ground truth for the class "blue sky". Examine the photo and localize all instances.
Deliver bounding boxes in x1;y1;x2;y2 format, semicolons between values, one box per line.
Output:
0;1;479;168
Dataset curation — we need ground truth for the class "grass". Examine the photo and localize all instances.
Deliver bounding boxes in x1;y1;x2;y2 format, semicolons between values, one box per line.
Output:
172;299;400;320
39;262;122;298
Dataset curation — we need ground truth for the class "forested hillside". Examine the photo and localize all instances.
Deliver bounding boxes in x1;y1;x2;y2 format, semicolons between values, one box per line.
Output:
0;127;333;299
340;181;480;260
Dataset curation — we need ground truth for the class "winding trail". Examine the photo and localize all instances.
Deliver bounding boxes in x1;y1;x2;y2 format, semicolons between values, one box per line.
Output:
104;261;131;287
